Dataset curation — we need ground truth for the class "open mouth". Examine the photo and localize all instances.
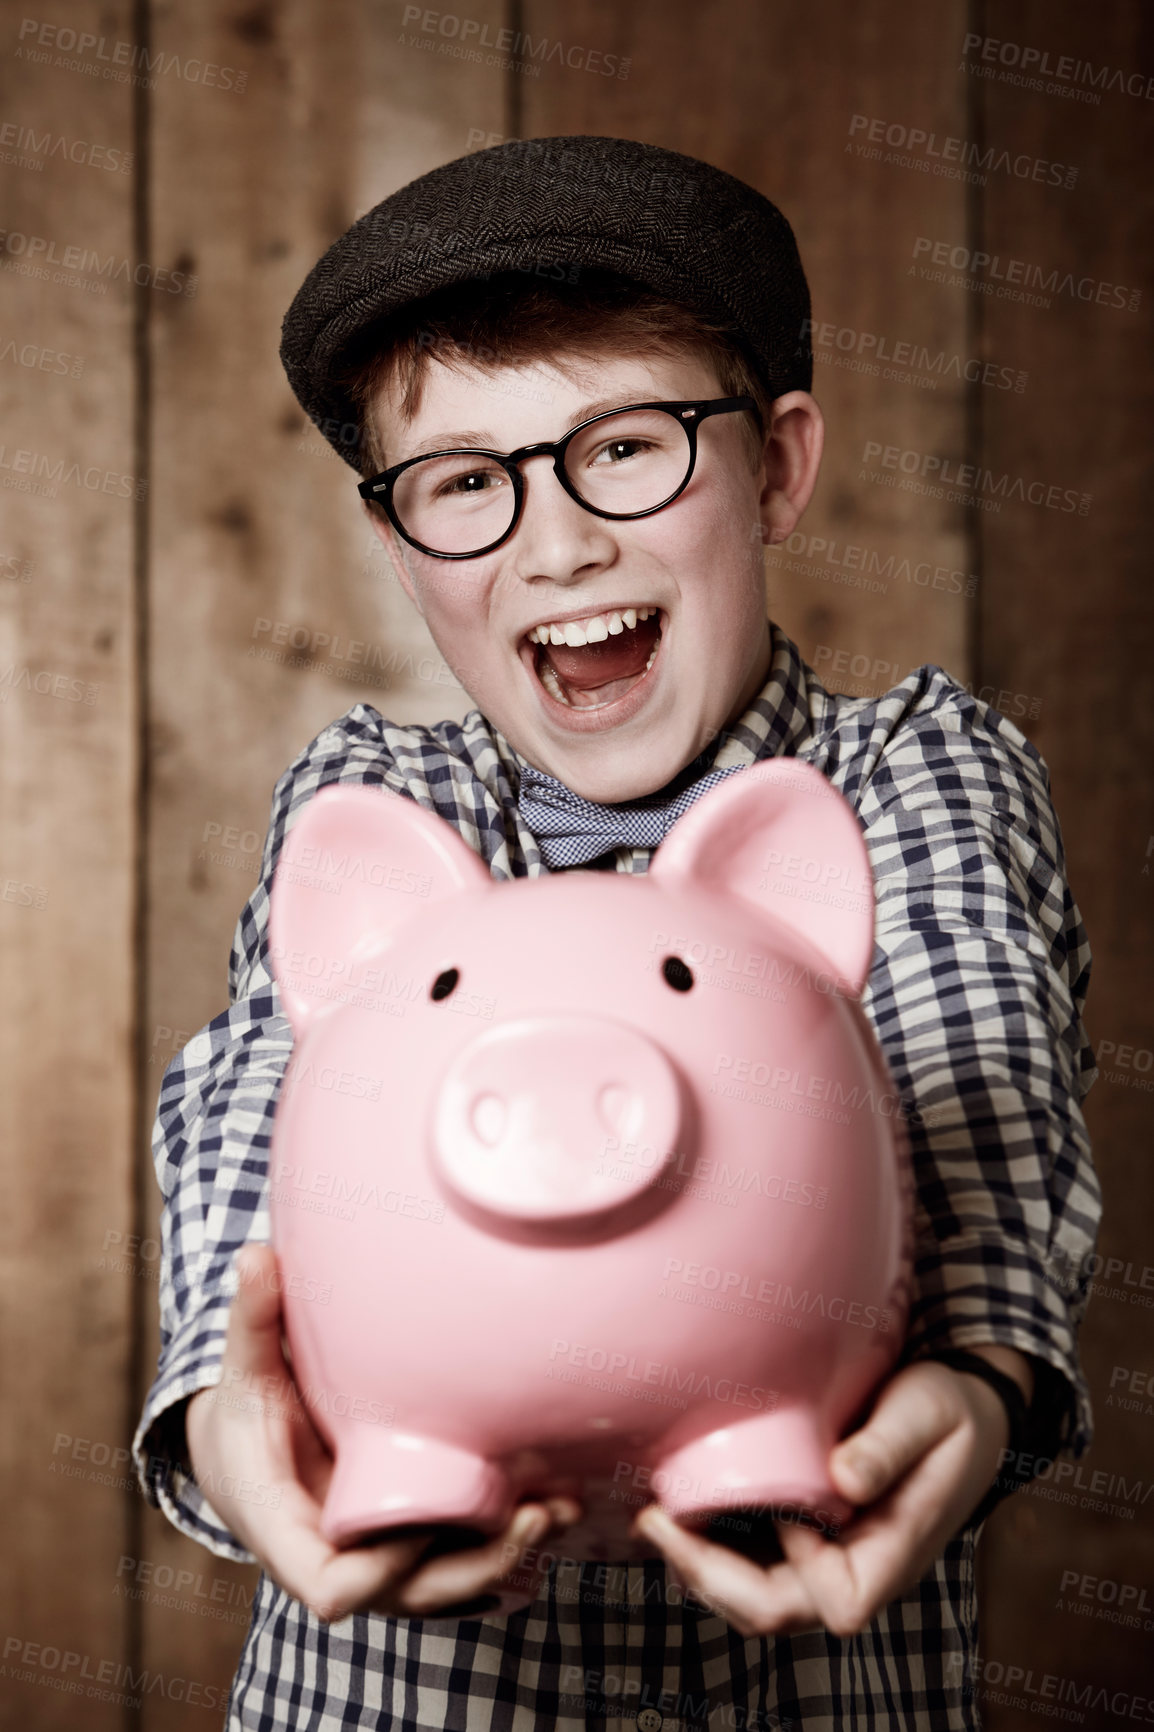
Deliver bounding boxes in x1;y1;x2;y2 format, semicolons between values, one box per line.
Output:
524;606;663;712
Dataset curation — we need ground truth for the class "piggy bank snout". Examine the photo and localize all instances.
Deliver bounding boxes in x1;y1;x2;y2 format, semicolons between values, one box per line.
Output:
431;1016;682;1225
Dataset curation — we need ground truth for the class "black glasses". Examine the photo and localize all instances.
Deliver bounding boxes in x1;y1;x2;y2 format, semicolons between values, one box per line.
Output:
356;396;758;560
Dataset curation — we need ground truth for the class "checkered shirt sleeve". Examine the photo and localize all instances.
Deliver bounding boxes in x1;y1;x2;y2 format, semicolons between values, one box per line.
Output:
818;681;1100;1462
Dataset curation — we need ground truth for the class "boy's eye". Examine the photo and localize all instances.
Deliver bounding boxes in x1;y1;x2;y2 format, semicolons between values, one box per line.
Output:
430;968;460;1001
661;956;694;993
590;436;654;467
437;466;506;498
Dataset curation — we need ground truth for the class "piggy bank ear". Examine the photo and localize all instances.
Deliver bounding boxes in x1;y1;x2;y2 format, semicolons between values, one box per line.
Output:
649;760;875;997
268;783;491;1033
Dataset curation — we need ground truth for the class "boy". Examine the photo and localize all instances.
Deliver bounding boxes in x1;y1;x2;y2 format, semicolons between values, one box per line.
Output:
135;136;1100;1729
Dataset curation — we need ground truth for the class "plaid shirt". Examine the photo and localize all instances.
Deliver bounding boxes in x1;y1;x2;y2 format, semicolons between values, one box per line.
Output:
135;623;1100;1731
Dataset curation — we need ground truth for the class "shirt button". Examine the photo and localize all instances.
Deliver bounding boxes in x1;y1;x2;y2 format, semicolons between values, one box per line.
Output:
637;1711;664;1731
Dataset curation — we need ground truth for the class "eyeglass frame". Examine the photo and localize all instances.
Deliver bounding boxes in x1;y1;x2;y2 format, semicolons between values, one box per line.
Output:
355;395;760;560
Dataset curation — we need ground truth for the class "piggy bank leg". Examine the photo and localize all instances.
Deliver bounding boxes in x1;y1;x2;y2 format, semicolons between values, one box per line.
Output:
321;1429;514;1550
651;1408;855;1560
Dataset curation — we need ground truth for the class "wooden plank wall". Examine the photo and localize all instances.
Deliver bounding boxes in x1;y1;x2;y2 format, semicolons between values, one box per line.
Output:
1;2;1148;1727
0;4;139;1727
971;2;1154;1723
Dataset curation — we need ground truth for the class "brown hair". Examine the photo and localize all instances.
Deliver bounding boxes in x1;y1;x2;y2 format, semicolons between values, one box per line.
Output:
333;267;775;511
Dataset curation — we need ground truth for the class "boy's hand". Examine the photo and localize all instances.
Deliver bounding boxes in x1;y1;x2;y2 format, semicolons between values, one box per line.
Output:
185;1244;581;1625
629;1348;1033;1639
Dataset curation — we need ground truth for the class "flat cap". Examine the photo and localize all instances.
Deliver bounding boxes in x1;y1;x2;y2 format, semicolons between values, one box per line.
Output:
280;134;812;470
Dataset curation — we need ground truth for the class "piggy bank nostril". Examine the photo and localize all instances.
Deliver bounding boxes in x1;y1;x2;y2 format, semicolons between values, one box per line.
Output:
471;1093;506;1146
597;1084;643;1140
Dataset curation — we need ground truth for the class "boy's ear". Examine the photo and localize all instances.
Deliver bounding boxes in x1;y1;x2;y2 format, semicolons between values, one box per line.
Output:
757;390;825;547
648;760;875;996
268;784;491;1033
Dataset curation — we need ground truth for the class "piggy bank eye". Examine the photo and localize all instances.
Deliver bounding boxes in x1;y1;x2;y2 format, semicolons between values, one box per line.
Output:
430;968;459;1002
661;955;694;993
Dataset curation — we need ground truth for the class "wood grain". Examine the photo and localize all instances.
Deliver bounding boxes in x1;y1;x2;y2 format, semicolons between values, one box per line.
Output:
968;3;1154;1726
0;4;138;1726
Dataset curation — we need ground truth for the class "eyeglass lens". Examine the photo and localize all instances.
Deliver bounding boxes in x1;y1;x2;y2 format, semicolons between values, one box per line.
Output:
391;407;691;555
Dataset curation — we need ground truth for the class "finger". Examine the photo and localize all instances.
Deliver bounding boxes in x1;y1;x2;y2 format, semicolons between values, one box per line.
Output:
543;1495;583;1530
778;1419;978;1635
631;1505;822;1638
829;1364;957;1506
387;1504;555;1621
284;1521;436;1624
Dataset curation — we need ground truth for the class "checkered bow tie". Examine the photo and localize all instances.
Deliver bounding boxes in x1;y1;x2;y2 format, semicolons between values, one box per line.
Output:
515;749;746;870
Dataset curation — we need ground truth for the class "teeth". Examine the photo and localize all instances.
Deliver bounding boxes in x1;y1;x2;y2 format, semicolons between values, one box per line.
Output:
528;605;657;646
538;659;572;705
535;621;663;708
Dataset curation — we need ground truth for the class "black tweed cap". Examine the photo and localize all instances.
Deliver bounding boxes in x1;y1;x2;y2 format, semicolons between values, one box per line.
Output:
280;134;812;471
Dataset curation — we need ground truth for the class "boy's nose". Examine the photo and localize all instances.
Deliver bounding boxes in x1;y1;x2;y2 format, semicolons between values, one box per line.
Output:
506;454;617;573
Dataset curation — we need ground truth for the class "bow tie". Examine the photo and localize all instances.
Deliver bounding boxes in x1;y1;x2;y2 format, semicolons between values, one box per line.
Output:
516;750;747;870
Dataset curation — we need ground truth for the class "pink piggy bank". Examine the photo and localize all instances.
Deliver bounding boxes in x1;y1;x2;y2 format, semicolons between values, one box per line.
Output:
266;760;913;1563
